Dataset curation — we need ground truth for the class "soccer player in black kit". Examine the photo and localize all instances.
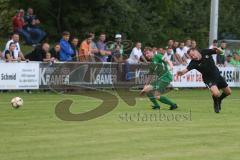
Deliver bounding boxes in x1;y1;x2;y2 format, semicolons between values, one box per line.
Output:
177;48;231;113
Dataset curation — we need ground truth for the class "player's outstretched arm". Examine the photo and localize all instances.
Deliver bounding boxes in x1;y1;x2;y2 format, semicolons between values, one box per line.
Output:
212;47;224;54
177;68;188;76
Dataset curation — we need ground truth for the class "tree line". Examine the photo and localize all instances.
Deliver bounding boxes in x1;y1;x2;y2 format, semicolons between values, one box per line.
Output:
0;0;240;48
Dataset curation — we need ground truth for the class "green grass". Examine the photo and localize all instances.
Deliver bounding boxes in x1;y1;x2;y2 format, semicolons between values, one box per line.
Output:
0;89;240;160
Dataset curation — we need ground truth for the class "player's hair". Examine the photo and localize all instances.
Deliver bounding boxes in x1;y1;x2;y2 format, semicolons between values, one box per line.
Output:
187;48;196;54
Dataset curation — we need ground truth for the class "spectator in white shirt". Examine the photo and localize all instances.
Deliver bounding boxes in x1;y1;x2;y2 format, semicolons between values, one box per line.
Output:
183;39;191;64
4;33;26;61
183;39;191;53
163;48;174;62
125;42;147;80
126;42;147;64
175;42;187;65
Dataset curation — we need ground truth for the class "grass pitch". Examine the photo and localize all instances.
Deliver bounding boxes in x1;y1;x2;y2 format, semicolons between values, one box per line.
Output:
0;89;240;160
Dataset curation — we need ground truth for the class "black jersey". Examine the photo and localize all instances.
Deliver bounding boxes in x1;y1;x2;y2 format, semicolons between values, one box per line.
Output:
187;49;221;83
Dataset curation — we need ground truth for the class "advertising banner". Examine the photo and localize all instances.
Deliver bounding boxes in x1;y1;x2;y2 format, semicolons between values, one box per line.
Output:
0;62;39;90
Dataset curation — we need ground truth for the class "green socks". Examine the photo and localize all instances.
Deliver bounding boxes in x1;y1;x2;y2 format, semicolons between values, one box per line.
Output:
146;93;175;108
159;96;175;106
147;93;159;107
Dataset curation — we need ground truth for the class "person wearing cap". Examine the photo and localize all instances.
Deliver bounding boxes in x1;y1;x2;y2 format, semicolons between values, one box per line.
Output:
108;34;124;62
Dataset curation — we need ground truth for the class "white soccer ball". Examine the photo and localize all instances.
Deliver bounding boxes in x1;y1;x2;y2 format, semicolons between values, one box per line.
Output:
11;97;23;108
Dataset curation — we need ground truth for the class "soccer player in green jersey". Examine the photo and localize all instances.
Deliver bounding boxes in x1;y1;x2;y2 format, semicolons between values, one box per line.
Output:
140;51;178;110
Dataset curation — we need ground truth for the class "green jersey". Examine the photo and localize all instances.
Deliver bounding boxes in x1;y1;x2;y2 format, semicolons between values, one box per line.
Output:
149;54;171;77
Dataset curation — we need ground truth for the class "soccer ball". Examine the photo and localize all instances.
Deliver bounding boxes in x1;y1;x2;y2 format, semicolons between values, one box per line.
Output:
11;97;23;108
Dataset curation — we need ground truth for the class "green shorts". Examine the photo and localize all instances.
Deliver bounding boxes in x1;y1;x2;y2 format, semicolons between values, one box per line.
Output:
150;73;172;93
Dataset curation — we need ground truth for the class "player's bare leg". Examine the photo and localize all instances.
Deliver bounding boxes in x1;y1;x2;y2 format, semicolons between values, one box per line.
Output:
140;85;153;96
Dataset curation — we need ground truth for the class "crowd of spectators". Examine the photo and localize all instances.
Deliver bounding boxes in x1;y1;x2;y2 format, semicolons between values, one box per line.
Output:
1;31;240;67
0;8;240;67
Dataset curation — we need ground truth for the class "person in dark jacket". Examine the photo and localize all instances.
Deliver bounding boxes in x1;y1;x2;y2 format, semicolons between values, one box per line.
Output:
25;43;50;61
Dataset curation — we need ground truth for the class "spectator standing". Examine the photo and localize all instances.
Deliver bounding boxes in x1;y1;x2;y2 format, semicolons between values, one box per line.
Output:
166;39;174;49
166;39;174;54
59;31;74;61
173;41;179;54
79;33;93;62
126;42;147;64
163;48;174;62
89;33;99;56
70;37;79;61
191;40;197;49
175;42;187;65
96;33;111;62
183;39;191;54
183;39;192;64
125;42;147;80
158;48;166;55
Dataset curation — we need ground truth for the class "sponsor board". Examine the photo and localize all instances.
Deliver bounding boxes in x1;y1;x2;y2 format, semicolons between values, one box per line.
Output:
0;62;39;89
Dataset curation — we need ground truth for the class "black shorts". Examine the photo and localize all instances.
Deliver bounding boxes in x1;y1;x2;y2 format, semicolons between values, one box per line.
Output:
205;76;228;89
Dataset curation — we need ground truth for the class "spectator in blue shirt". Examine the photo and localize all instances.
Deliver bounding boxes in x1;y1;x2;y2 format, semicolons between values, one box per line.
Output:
59;31;74;61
